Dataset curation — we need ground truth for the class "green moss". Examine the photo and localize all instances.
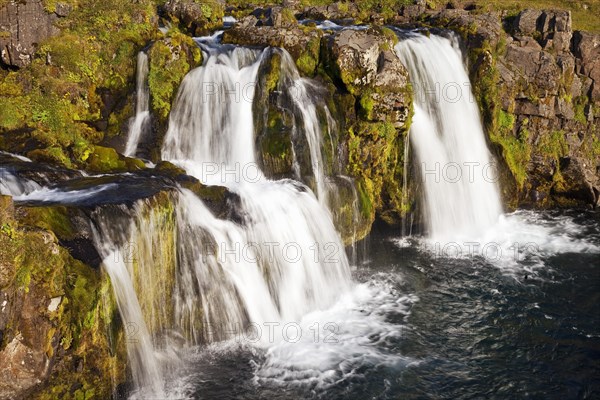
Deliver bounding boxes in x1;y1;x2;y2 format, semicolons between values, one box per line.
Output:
295;34;321;76
0;0;160;169
573;95;589;124
148;30;202;123
498;109;515;131
27;146;74;169
20;207;77;241
380;26;399;47
537;130;567;162
265;52;282;93
345;121;399;221
83;145;144;173
296;52;318;76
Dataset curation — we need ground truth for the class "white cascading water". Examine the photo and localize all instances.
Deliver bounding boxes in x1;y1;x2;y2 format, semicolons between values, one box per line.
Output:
0;169;41;196
124;51;150;157
89;41;362;398
162;42;352;318
278;50;330;205
395;33;503;240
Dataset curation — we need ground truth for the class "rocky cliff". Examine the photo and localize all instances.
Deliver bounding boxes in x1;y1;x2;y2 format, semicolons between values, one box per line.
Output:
423;7;599;209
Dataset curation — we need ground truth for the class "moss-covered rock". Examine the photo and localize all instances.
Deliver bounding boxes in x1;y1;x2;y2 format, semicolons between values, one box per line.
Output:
147;29;202;160
322;26;412;128
222;17;323;77
0;0;160;170
163;0;225;36
84;145;145;173
0;202;126;400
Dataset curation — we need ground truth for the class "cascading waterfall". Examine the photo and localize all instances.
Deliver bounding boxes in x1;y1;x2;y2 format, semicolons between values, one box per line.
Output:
278;50;331;205
395;33;503;240
0;168;41;196
162;41;352;318
95;40;353;397
124;51;150;157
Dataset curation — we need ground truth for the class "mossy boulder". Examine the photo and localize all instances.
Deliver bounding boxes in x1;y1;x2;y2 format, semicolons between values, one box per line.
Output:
163;0;225;36
322;26;412;128
84;145;145;173
222;16;323;76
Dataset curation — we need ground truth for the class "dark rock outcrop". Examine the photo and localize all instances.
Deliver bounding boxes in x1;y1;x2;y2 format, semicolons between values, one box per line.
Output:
0;0;65;68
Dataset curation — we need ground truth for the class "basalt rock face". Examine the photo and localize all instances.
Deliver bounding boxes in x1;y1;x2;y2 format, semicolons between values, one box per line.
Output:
0;0;65;68
426;8;600;209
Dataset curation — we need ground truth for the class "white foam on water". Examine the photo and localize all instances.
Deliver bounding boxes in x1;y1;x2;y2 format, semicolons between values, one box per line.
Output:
13;183;117;203
254;275;418;391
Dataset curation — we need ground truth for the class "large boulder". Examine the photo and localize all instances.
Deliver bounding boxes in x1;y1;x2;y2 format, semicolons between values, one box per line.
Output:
163;0;224;35
323;27;411;128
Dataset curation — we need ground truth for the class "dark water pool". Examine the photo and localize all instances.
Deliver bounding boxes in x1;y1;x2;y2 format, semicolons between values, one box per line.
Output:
151;210;600;400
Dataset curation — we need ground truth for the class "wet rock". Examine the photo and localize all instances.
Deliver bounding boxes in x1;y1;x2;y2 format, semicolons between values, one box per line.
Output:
0;0;61;68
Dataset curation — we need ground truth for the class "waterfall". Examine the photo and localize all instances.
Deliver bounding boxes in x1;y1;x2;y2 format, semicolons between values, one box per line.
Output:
0;168;42;196
394;33;502;240
124;52;150;157
95;40;352;397
162;41;352;318
278;50;331;206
